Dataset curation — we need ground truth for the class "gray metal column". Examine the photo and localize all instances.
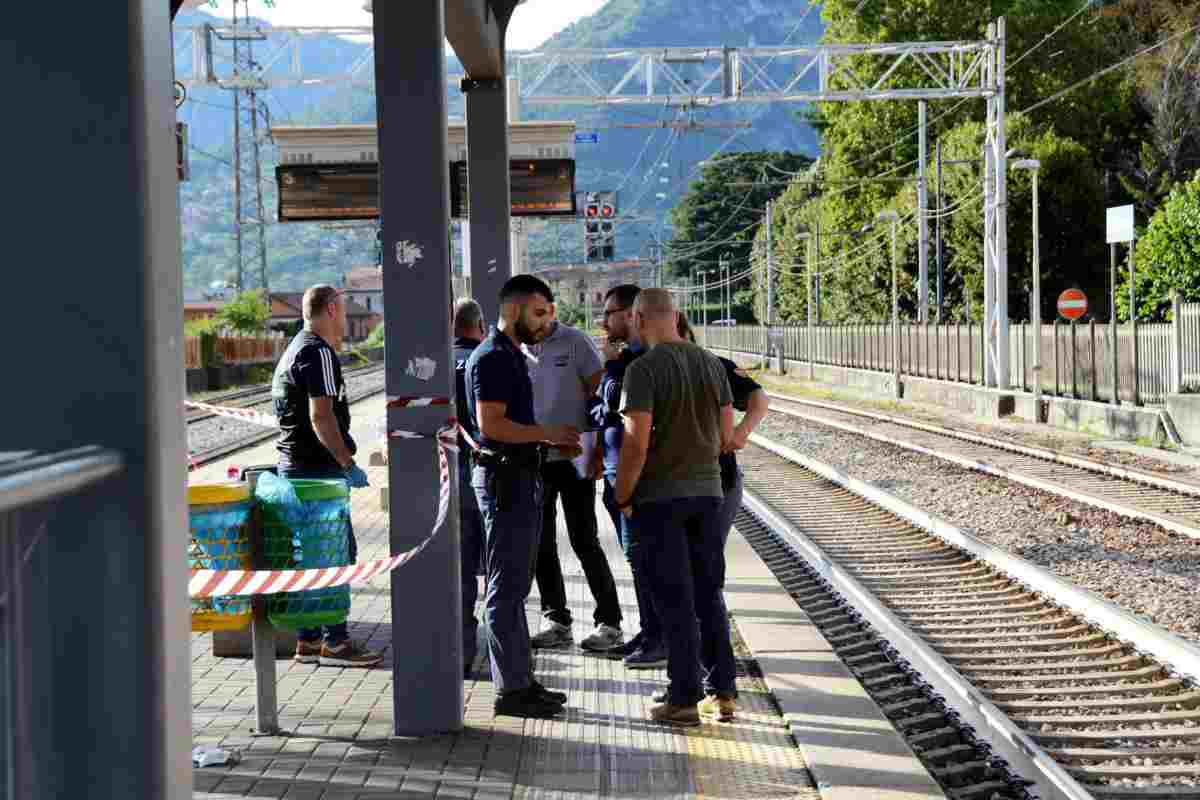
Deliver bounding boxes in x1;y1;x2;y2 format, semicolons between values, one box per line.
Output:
373;0;463;735
465;78;512;324
917;100;929;323
6;0;191;795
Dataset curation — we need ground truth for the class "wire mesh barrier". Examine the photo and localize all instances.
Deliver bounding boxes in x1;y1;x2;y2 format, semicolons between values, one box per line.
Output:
0;447;124;798
699;302;1200;407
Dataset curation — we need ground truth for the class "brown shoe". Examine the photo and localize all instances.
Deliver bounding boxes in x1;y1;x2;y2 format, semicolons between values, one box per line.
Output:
698;695;736;722
319;639;383;668
650;702;701;727
294;639;322;664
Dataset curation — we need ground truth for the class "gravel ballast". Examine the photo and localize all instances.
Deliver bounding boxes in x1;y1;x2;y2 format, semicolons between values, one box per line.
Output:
755;412;1200;644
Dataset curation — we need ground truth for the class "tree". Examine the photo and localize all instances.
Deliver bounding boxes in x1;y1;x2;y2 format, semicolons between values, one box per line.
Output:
1117;171;1200;321
667;150;813;322
218;289;271;335
554;300;588;329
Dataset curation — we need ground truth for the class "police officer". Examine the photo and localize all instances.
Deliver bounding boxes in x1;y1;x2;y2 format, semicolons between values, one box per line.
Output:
465;275;581;718
452;298;486;679
273;284;381;668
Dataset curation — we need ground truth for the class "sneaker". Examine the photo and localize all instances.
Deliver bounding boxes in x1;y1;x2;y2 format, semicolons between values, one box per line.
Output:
650;702;701;727
580;624;624;653
494;688;566;719
530;680;567;704
294;639;322;664
624;646;668;670
698;695;737;722
530;621;572;649
605;632;644;659
651;688;668;704
319;640;384;668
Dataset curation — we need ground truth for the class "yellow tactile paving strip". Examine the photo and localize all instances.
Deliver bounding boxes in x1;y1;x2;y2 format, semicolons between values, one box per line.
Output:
190;393;820;798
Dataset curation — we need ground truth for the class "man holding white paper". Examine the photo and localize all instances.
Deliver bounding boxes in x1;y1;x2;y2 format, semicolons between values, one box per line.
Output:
525;313;623;653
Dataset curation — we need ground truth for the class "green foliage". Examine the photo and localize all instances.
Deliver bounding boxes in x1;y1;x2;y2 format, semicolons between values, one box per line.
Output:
554;301;589;329
364;322;386;349
1116;172;1200;321
667;151;813;323
217;289;271;335
184;317;219;337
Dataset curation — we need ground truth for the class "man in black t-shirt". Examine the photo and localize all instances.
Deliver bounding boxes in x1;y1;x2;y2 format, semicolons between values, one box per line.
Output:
272;284;381;668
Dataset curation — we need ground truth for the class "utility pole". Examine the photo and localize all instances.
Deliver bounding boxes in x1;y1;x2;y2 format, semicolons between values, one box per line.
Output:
813;219;822;325
224;0;271;293
917;100;929;323
936;138;944;323
766;200;774;327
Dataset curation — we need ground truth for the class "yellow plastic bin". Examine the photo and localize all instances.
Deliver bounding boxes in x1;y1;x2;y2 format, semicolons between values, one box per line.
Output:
189;482;254;632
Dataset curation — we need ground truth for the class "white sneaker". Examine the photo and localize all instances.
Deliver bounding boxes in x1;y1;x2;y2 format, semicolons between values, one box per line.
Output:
530;621;572;649
580;624;624;653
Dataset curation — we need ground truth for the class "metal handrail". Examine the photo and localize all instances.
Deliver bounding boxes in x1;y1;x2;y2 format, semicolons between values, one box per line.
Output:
0;447;124;516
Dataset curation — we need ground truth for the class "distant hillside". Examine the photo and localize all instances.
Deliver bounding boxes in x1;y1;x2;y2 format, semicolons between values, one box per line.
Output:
173;2;822;297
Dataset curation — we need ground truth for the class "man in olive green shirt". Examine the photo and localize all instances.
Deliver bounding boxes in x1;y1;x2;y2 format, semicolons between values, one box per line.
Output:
613;288;736;727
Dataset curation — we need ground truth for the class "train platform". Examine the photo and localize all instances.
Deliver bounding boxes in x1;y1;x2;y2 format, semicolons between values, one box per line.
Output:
189;395;939;799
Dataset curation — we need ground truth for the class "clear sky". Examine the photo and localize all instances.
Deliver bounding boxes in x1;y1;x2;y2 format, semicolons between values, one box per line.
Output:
191;0;609;50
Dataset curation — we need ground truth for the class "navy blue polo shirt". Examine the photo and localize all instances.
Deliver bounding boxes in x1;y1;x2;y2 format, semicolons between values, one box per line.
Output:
590;342;643;478
453;336;481;449
718;355;762;487
464;326;537;453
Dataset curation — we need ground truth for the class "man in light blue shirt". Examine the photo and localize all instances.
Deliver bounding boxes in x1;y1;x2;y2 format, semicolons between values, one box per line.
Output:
525;313;623;652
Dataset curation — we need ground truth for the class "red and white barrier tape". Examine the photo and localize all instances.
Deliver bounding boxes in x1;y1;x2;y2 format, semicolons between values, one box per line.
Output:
186;397;463;599
387;396;451;409
185;400;279;428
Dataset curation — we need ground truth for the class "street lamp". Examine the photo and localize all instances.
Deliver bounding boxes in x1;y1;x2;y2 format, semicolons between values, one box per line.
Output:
1011;157;1042;418
719;253;733;357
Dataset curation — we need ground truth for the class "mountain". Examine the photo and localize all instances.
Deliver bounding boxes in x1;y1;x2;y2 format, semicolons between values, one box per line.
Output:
173;1;823;297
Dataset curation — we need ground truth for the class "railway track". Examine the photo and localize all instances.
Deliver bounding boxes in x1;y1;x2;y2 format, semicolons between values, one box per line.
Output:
185;362;386;425
739;432;1200;799
765;390;1200;541
187;363;386;468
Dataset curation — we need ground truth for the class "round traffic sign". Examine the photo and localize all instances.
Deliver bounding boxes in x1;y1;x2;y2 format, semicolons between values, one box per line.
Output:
1057;288;1089;321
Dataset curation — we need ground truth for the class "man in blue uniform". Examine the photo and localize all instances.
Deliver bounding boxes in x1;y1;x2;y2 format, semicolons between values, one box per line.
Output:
591;284;666;669
453;298;487;679
466;275;581;718
272;284;381;668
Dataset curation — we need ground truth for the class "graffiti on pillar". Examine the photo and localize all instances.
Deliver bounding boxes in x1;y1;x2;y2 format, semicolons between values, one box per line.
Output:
406;356;437;381
395;240;425;268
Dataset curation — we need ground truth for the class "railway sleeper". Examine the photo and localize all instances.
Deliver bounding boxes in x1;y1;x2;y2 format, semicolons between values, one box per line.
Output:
898;607;1062;626
907;614;1076;634
1030;726;1200;744
919;623;1092;643
920;743;983;767
959;653;1142;675
893;710;950;734
969;665;1163;686
934;632;1112;656
1049;746;1200;761
909;727;966;751
995;689;1200;713
986;678;1186;701
946;779;1022;800
1012;707;1200;726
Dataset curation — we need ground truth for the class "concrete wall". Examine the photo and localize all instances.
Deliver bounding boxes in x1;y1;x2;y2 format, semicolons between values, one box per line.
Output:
1047;396;1166;443
1165;395;1200;446
185;347;385;393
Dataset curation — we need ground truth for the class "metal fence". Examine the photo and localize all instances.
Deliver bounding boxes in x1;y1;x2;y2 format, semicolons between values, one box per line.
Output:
0;447;124;797
698;299;1200;406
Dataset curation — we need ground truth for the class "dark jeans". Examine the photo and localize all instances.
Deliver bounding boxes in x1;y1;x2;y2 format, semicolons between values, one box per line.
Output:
473;464;543;695
535;460;621;629
715;471;744;588
459;462;485;669
631;496;736;706
279;465;356;646
602;476;660;647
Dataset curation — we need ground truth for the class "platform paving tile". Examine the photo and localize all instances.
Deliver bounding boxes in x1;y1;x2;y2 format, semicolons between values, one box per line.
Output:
193;427;821;798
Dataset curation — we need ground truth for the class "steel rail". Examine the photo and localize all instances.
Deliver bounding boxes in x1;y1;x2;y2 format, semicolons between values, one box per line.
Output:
742;431;1200;798
763;390;1200;541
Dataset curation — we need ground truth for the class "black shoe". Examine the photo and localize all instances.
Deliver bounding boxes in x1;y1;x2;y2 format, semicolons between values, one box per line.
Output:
494;688;566;719
530;680;567;704
605;632;644;659
651;688;668;703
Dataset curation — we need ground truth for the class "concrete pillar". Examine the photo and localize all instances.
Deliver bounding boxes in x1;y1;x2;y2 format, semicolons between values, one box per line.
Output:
464;78;512;324
372;0;463;735
6;0;190;795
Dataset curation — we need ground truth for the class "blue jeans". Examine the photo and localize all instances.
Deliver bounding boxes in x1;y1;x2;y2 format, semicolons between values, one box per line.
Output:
602;476;660;648
459;461;485;670
279;465;355;646
473;464;543;695
631;496;736;705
